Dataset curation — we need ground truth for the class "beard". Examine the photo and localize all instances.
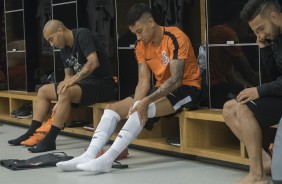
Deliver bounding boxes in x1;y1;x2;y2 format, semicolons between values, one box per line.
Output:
270;22;281;41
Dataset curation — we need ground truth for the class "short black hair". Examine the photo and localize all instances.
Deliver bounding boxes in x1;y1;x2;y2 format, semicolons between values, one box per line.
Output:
127;3;152;26
240;0;281;22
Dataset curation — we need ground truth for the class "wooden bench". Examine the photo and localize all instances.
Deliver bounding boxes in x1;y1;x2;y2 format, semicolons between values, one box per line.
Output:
178;109;249;165
0;90;275;166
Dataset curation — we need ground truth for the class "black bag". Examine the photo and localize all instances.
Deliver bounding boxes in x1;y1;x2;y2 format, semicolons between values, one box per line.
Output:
0;152;73;171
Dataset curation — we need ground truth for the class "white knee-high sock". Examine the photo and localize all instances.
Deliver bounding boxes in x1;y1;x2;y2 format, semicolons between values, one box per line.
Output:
98;101;156;160
147;102;156;118
76;102;156;174
56;109;120;171
77;111;141;174
85;109;120;156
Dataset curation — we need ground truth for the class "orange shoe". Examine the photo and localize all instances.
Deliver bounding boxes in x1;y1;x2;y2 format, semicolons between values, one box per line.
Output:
36;116;54;133
20;132;46;147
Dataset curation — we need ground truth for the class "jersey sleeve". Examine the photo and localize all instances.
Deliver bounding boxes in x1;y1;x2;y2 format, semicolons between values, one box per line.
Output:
134;41;145;64
168;31;189;60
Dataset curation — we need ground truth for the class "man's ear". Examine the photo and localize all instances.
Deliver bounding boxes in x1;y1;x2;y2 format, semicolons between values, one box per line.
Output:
57;27;63;33
148;17;155;28
270;11;279;24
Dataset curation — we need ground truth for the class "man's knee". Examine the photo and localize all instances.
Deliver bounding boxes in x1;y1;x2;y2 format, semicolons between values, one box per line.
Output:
223;99;237;109
57;88;73;102
223;100;236;117
105;97;132;112
235;103;252;117
37;84;54;98
105;101;117;110
106;103;120;112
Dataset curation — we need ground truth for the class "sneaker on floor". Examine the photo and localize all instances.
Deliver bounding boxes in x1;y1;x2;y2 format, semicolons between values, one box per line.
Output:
36;116;54;133
13;103;33;119
20;133;46;147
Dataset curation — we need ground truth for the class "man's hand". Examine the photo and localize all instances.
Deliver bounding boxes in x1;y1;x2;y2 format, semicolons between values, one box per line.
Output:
257;37;268;48
57;79;75;94
236;87;259;104
130;100;149;126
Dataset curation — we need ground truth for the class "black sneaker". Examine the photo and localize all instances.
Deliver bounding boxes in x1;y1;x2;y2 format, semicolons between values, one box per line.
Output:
12;103;33;119
11;108;20;118
11;104;31;118
166;137;180;147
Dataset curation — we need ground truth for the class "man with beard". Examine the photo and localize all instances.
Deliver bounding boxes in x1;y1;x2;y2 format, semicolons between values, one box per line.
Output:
223;0;282;183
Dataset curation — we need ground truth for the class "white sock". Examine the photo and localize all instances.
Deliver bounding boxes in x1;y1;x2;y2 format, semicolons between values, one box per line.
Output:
77;111;142;174
147;102;156;118
77;148;118;174
56;109;120;171
133;101;156;118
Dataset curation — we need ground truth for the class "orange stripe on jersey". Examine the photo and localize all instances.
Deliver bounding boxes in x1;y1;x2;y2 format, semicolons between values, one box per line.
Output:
135;26;201;88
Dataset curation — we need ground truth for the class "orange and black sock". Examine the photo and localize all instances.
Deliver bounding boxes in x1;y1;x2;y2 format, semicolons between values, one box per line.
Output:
8;120;41;145
28;125;60;153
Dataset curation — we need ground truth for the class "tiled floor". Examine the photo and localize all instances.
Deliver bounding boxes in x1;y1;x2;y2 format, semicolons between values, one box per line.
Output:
0;123;273;184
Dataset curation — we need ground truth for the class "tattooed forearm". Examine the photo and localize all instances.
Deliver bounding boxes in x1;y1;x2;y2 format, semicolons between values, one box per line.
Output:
147;59;184;103
73;57;99;82
77;70;91;79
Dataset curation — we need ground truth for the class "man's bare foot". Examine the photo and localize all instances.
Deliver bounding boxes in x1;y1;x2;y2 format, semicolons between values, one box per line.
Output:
234;174;269;184
262;150;271;175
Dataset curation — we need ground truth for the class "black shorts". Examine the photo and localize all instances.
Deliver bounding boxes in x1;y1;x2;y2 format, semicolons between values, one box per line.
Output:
246;97;282;128
165;85;201;112
55;77;115;108
131;85;201;130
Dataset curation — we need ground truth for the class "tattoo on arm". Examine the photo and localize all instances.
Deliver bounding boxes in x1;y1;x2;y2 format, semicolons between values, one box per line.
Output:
75;57;99;81
77;71;89;79
148;59;184;102
78;60;94;78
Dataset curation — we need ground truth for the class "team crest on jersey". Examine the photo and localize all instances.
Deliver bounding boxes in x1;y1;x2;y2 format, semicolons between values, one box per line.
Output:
161;51;169;65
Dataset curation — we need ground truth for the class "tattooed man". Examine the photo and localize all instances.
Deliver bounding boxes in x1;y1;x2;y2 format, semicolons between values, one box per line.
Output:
8;20;115;153
57;3;201;174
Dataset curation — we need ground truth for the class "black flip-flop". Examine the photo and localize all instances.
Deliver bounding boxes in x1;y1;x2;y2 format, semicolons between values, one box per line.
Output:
112;161;128;169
